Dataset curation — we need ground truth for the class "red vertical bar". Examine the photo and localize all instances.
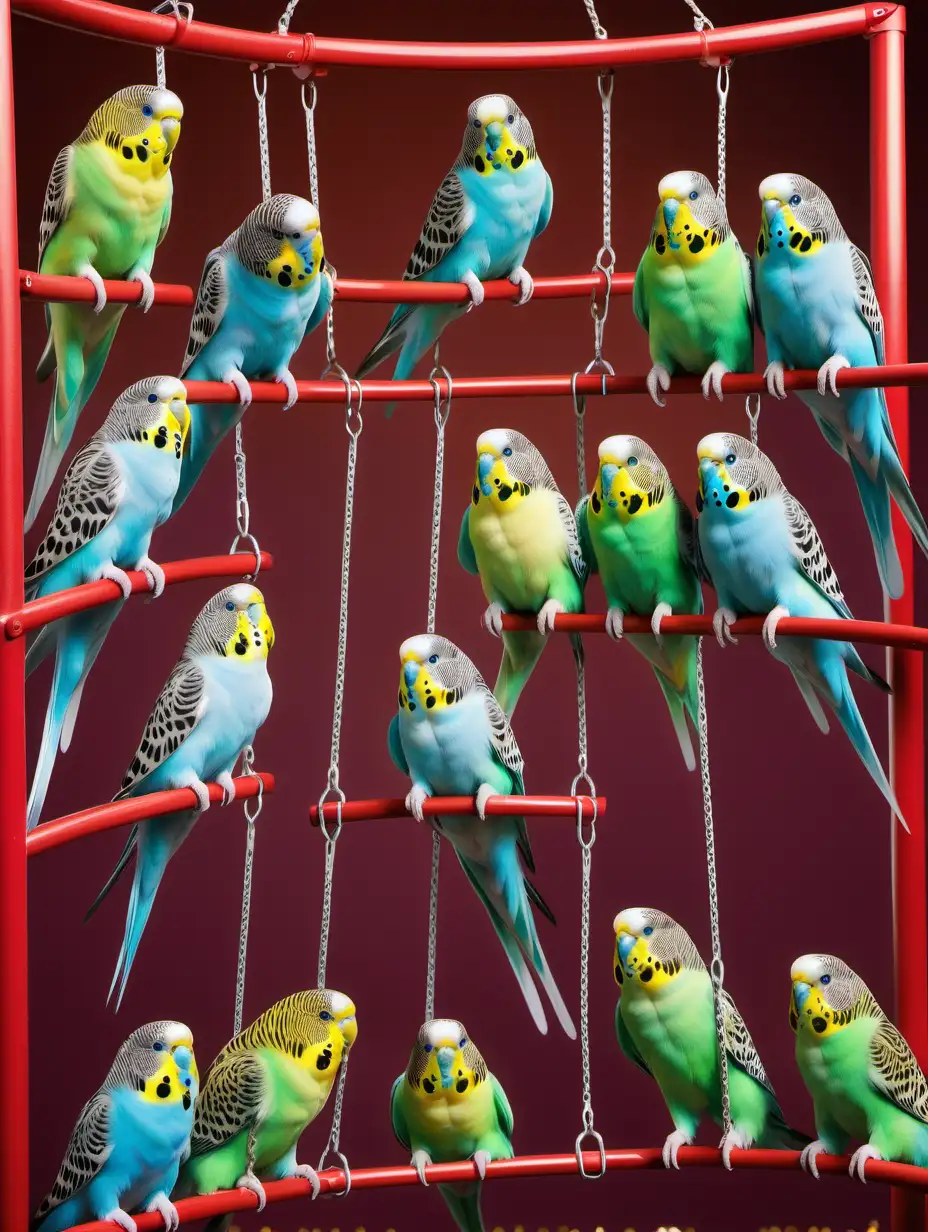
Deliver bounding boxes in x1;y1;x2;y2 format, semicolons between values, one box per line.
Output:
0;0;28;1226
871;12;926;1232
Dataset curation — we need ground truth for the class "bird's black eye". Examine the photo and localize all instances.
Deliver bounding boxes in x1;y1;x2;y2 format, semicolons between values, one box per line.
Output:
273;230;283;241
503;447;513;457
142;104;154;118
424;1043;433;1052
460;1038;467;1047
627;456;638;467
153;1041;164;1051
428;654;439;664
473;119;482;128
725;453;736;465
148;393;158;403
790;194;802;206
643;926;653;936
320;1010;332;1021
507;114;514;124
226;601;236;611
821;974;831;985
689;191;699;200
292;231;300;238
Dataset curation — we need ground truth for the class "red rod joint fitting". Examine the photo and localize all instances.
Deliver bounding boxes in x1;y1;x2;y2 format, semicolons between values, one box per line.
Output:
309;794;605;825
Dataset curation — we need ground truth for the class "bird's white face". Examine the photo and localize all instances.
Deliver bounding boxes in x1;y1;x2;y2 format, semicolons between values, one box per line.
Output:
613;907;680;992
652;170;720;263
658;171;704;203
790;953;857;1040
592;435;662;524
465;94;532;176
263;197;325;289
398;636;461;717
756;173;824;260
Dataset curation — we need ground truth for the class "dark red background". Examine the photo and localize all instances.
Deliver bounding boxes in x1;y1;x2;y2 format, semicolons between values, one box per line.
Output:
12;1;928;1229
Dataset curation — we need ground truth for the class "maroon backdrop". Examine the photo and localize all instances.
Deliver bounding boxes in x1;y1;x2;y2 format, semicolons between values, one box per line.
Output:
13;1;928;1229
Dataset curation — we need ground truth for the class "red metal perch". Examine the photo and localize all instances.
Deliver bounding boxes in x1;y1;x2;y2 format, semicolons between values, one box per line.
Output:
310;794;604;825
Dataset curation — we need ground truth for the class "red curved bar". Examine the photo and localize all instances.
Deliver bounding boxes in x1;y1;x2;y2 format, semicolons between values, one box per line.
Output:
1;551;271;640
11;0;899;69
181;363;928;405
62;1146;928;1230
19;269;632;307
25;772;274;857
310;794;605;825
502;613;928;653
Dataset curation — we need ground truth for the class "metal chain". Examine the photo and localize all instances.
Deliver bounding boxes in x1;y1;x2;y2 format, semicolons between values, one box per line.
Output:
684;0;714;31
695;640;732;1140
301;79;320;210
151;0;191;89
317;1053;352;1195
581;0;607;39
745;393;761;446
277;0;301;33
233;745;264;1036
716;64;730;213
229;427;261;581
573;790;604;1177
590;72;615;365
252;68;272;204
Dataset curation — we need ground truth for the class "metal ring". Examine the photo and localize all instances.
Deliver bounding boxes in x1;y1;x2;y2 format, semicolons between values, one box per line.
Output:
717;62;731;100
575;1128;607;1179
252;67;269;100
710;955;726;985
151;0;193;21
572;792;598;851
316;787;346;842
428;363;453;428
597;70;614;103
229;533;262;581
300;78;318;112
322;363;364;440
319;1149;352;1198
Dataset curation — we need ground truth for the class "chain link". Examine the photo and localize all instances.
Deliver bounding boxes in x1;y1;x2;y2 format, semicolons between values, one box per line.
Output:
151;0;191;89
716;64;730;213
573;789;603;1177
228;424;262;581
252;68;272;203
300;79;320;210
590;73;615;363
317;1052;352;1196
695;640;732;1140
581;0;608;39
277;0;301;33
233;745;263;1035
745;393;761;446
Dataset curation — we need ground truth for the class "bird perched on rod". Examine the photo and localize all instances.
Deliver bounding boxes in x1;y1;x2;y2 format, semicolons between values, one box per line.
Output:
172;193;332;513
388;634;575;1038
753;172;928;599
576;434;704;771
25;376;190;832
791;953;928;1179
613;907;809;1169
633;171;754;405
356;94;552;409
178;990;357;1227
28;85;183;530
86;583;275;1009
33;1020;198;1232
695;431;903;823
458;428;586;716
391;1018;514;1232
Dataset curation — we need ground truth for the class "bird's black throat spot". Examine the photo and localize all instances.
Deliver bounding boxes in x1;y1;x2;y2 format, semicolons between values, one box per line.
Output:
156;1078;171;1099
497;484;513;502
122;145;133;160
474;155;485;173
511;150;524;169
725;492;740;509
426;696;436;709
472;485;480;506
277;271;292;287
687;234;705;255
136;145;149;162
790;232;803;250
789;1009;798;1032
812;1016;828;1034
423;1078;435;1094
757;234;765;258
614;964;623;984
456;1078;469;1093
591;489;601;514
627;493;643;515
654;233;666;256
639;967;653;984
695;491;703;512
800;236;813;253
316;1053;332;1071
182;1092;191;1110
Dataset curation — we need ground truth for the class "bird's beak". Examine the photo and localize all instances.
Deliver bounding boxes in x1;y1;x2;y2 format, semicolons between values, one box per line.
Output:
172;1045;193;1071
617;932;636;965
478;452;496;495
173;401;191;445
662;198;681;247
161;115;181;151
484;119;505;156
600;462;620;507
404;660;420;689
763;197;780;225
792;979;812;1010
339;1014;358;1049
436;1045;458;1089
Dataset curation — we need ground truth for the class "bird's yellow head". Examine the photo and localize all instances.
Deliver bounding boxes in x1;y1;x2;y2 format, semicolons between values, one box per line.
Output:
696;431;775;517
189;584;274;662
591;435;667;525
405;1018;488;1103
126;1020;198;1109
650;171;726;266
757;173;829;262
790;954;871;1041
235;990;357;1078
83;85;183;181
614;907;696;994
108;376;190;460
398;634;468;717
472;428;540;512
462;94;536;177
236;194;325;290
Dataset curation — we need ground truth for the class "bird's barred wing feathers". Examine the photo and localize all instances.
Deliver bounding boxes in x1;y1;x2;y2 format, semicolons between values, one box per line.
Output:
782;492;852;619
850;245;885;366
480;682;525;795
32;1091;112;1222
722;990;776;1096
556;493;588;584
869;1017;928;1123
38;146;74;270
403;172;474;281
115;658;206;797
189;1050;269;1155
180;248;228;376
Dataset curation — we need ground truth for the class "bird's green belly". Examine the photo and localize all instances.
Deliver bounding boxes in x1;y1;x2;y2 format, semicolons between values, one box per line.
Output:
471;495;568;609
798;1026;878;1144
407;1082;496;1161
623;981;717;1112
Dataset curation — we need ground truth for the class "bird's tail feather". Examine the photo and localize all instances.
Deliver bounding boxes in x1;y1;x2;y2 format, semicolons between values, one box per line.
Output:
767;1102;813;1151
653;668;697;772
26;652;69;833
26;405;72;533
439;1181;484;1232
85;825;139;922
879;438;928;569
847;452;904;599
494;631;546;718
787;668;831;734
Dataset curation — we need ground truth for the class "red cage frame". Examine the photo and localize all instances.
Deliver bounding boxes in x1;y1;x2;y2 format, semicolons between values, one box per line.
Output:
2;2;925;1230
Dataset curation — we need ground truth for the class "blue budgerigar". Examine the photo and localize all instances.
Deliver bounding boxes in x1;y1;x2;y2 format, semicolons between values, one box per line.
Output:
25;377;190;833
388;634;575;1039
33;1020;198;1232
86;584;275;1008
696;432;904;824
356;94;552;406
754;173;928;599
173;194;332;513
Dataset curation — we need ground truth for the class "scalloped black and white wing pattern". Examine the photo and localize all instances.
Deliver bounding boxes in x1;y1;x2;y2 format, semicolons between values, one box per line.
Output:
115;658;206;798
180;247;229;377
32;1091;112;1227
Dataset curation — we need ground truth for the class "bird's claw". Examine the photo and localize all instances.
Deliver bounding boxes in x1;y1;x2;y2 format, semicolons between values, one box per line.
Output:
701;361;729;402
537;598;564;635
291;1163;321;1198
136;556;165;598
100;563;133;600
235;1169;267;1211
278;368;299;410
475;783;495;821
849;1143;882;1183
817;353;851;397
405;784;429;822
764;360;788;400
799;1138;828;1180
483;603;504;638
605;607;624;641
187;778;211;813
79;264;107;313
411;1149;432;1186
472;1149;492;1180
216;770;237;806
646;364;671;408
144;1192;179;1231
509;266;534;305
462;271;484;310
719;1126;750;1171
762;605;789;651
661;1128;691;1170
101;1210;137;1232
651;602;672;645
130;268;156;313
712;606;739;648
225;370;253;408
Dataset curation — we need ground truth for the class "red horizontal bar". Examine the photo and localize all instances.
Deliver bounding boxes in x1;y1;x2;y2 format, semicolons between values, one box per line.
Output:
503;613;928;653
62;1145;928;1230
181;364;928;405
11;1;898;69
1;552;271;640
310;794;605;825
25;772;274;857
19;270;632;307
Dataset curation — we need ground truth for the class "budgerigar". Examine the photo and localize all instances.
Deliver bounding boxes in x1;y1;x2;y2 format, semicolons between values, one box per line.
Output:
576;434;704;770
86;584;274;1008
28;86;183;530
613;908;809;1169
754;173;928;599
791;953;928;1179
695;431;904;823
173;194;332;513
633;171;753;406
391;1019;514;1232
33;1020;198;1232
388;635;575;1038
177;990;357;1227
356;95;552;411
25;377;190;832
458;429;586;716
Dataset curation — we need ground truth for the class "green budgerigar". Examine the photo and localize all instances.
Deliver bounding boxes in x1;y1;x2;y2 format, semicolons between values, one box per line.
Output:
391;1018;514;1232
791;953;928;1179
577;434;705;770
458;428;587;716
634;171;753;406
177;990;357;1228
614;907;810;1169
28;85;183;530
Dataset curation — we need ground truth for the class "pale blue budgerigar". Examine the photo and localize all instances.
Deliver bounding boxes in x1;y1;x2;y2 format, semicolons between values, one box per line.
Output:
86;584;275;1008
25;377;190;833
696;432;904;824
356;94;552;409
388;634;575;1038
754;173;928;599
32;1020;198;1232
172;194;332;513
